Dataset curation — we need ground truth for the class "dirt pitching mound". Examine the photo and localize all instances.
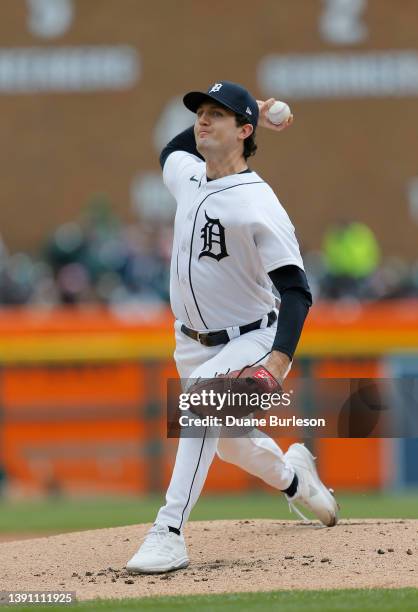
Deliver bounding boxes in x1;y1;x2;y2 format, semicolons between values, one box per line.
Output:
0;520;417;601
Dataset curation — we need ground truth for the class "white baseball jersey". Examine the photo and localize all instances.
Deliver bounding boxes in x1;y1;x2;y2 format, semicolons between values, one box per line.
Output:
164;150;304;331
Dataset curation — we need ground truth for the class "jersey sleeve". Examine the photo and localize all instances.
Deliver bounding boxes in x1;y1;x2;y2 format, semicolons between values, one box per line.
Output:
162;151;204;200
251;188;304;273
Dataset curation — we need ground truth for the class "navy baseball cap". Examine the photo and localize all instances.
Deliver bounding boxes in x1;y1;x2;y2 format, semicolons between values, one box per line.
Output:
183;81;259;129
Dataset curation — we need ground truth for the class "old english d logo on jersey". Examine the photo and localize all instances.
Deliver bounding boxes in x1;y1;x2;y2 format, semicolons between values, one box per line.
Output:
199;211;229;261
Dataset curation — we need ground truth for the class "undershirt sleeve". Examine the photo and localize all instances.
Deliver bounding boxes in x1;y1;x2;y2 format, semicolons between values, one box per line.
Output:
160;126;204;169
268;265;313;360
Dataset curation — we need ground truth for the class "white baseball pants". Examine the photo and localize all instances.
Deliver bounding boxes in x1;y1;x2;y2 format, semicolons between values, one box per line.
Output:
156;319;295;530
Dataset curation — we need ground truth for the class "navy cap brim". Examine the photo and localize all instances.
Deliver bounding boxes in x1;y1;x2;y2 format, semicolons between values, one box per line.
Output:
183;91;242;117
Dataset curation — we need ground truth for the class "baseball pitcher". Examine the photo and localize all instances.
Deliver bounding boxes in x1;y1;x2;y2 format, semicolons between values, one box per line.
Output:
127;81;339;574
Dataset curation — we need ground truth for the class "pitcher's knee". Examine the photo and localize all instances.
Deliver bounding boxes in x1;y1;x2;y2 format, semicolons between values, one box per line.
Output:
217;439;242;463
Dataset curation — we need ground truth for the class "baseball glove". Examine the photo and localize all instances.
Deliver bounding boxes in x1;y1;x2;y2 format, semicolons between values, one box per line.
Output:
187;365;281;420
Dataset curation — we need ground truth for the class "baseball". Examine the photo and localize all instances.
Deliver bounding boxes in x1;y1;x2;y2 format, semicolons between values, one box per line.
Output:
267;101;291;125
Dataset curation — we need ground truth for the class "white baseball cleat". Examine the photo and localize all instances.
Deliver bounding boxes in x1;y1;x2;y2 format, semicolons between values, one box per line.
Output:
126;524;189;574
284;443;339;527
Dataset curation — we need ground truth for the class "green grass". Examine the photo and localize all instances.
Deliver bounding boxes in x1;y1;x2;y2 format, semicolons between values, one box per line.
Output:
0;491;417;533
3;589;418;611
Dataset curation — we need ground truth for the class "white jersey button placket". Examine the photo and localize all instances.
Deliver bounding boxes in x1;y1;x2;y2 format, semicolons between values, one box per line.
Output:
178;191;206;328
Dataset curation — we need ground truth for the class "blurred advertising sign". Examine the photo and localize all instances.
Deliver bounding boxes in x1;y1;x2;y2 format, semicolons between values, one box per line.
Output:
0;0;140;93
0;47;139;93
258;51;418;99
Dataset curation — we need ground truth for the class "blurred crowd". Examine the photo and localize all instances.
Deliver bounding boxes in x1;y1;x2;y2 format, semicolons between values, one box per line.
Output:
0;200;172;308
305;220;418;302
0;207;417;309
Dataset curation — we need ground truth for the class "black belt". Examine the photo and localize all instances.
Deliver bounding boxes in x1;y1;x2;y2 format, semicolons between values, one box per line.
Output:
181;310;277;347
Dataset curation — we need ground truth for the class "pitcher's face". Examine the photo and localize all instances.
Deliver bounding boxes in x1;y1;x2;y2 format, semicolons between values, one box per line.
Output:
194;102;251;160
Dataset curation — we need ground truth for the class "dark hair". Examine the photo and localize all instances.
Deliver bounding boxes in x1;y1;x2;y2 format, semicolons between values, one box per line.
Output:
235;114;257;159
